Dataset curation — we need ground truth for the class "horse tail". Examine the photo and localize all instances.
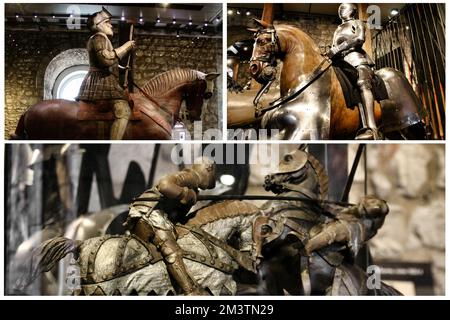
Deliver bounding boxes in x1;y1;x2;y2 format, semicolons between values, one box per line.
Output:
14;237;82;292
11;113;26;139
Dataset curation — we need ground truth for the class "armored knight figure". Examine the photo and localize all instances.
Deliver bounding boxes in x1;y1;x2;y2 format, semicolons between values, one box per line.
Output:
264;148;388;257
327;3;379;140
305;195;388;257
77;7;135;140
259;148;389;294
123;157;216;295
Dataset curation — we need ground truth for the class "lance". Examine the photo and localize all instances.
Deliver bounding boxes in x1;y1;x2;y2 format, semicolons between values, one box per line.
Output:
420;3;446;125
405;8;437;139
124;23;134;90
133;194;355;208
341;144;365;202
413;5;444;139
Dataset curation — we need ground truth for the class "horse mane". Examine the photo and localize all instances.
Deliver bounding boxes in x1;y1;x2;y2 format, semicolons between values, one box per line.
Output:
140;68;204;97
184;200;259;228
307;153;329;200
274;24;321;53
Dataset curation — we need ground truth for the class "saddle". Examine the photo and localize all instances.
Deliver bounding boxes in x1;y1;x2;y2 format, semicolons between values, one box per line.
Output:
79;233;235;286
333;61;389;108
77;99;142;121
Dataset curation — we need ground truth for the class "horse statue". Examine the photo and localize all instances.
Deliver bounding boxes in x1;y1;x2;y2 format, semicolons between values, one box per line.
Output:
12;68;219;140
14;201;259;296
248;148;401;295
7;205;129;295
248;20;426;140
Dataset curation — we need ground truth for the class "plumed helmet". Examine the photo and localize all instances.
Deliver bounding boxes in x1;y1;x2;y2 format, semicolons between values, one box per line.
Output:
276;149;309;174
191;157;216;189
87;7;112;32
338;3;357;21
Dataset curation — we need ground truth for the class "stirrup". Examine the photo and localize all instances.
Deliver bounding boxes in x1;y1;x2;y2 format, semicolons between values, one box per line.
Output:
355;127;380;140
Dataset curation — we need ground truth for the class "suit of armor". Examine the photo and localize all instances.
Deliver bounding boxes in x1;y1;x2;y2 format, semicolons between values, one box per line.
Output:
124;158;216;295
305;195;388;256
329;3;379;140
77;7;135;140
260;148;389;294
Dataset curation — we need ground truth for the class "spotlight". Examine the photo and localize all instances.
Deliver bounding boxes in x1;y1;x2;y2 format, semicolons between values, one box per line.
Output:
15;14;19;18
156;17;161;23
139;17;143;23
172;18;176;24
188;19;192;25
236;10;241;15
227;10;233;15
121;16;125;21
390;9;399;16
243;46;248;51
246;11;251;16
204;21;208;26
220;174;235;186
216;16;220;22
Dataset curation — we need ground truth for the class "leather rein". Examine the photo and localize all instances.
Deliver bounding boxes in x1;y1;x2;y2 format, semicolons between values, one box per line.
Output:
252;27;332;117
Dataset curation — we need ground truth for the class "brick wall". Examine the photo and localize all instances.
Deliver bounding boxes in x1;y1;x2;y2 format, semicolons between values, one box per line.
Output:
5;29;222;137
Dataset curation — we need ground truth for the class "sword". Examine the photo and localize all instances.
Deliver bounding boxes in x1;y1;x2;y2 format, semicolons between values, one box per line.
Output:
124;24;134;90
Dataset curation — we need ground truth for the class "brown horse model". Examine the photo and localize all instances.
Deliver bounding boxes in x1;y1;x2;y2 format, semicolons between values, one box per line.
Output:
247;20;426;140
13;68;219;140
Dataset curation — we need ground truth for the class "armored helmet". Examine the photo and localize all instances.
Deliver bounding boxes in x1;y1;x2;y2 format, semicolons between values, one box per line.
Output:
87;7;112;32
192;157;216;189
338;3;357;22
275;149;309;174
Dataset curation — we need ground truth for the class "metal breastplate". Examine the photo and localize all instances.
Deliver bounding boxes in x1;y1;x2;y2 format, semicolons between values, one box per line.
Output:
87;33;115;70
332;21;363;49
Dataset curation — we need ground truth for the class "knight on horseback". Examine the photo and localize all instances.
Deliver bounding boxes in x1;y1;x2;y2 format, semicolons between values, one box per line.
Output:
258;147;391;294
327;3;380;140
123;157;216;295
76;7;135;140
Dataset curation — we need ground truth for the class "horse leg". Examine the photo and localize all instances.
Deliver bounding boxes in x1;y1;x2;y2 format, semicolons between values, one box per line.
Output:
12;113;27;139
327;263;370;296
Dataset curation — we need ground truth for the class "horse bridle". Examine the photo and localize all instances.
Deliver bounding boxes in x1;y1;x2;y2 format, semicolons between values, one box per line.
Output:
252;26;333;117
251;27;282;64
251;27;281;113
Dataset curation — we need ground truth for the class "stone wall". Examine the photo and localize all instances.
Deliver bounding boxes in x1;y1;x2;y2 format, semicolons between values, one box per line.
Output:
348;144;445;295
5;29;222;138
